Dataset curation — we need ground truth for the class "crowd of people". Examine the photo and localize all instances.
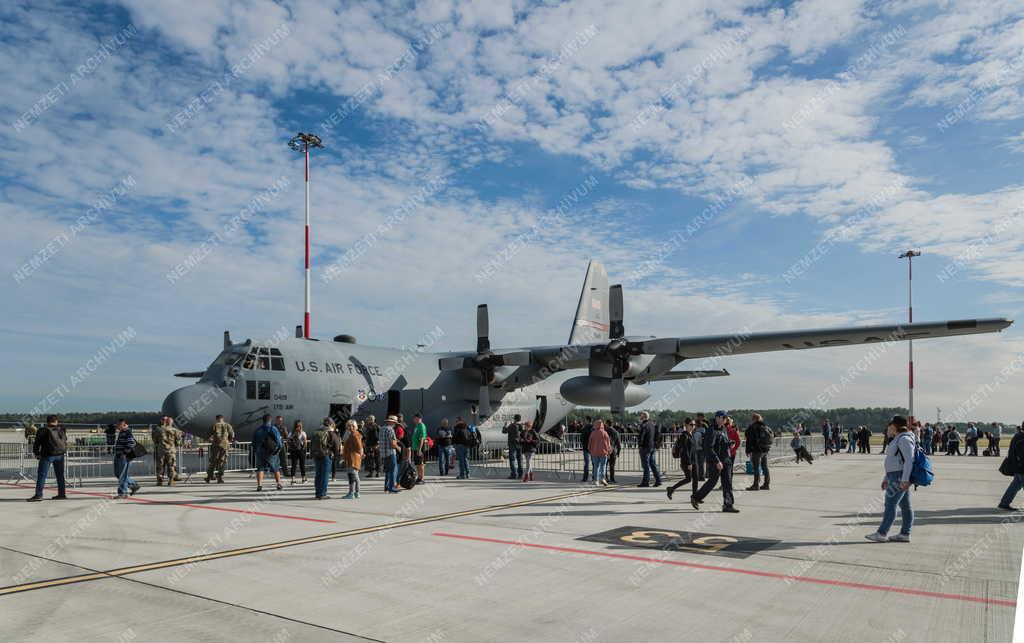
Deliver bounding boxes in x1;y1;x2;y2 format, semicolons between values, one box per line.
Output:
24;411;1024;535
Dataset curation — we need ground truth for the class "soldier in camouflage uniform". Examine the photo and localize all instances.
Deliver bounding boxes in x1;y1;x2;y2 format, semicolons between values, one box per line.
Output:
155;417;183;485
151;418;166;485
206;414;234;483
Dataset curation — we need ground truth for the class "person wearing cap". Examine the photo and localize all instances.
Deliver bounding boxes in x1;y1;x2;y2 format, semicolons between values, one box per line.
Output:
691;411;738;512
865;415;916;542
380;415;401;493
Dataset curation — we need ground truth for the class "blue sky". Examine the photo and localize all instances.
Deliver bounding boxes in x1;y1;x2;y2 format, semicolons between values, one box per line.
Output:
2;0;1023;421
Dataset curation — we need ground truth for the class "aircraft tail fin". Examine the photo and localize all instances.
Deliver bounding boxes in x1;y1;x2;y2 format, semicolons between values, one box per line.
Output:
568;260;610;345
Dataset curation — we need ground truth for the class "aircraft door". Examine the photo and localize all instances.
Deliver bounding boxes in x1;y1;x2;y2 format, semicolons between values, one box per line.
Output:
387;390;401;418
534;395;548;430
330;404;352;426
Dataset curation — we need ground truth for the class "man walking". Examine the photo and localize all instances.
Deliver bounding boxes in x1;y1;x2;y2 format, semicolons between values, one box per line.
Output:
113;419;140;499
27;414;68;501
502;414;524;480
362;415;380;478
744;413;773;491
253;414;284;492
206;415;234;483
692;411;738;512
998;422;1024;511
637;411;662;487
311;418;336;500
666;418;696;500
692;419;707;480
410;413;429;484
157;418;183;486
436;418;454;476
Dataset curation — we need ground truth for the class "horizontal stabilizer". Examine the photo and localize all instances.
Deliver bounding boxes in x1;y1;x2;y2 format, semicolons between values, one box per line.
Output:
174;371;205;378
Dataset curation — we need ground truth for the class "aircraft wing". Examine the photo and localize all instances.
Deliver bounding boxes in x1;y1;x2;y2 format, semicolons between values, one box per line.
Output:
638;318;1012;359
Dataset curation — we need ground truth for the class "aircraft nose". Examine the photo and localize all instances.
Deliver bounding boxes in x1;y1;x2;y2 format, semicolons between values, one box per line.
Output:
161;384;233;435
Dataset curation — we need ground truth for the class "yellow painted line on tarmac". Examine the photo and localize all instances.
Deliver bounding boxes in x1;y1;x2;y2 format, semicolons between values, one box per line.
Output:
0;485;608;597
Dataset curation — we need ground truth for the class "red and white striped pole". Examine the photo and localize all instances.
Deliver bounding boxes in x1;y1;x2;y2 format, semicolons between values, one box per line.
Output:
900;250;921;425
304;145;311;339
289;133;323;340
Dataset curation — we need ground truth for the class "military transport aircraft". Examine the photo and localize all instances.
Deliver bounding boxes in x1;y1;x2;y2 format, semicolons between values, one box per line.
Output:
162;260;1013;444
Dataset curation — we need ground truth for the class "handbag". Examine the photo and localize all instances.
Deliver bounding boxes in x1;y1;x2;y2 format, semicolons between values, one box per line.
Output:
127;443;148;460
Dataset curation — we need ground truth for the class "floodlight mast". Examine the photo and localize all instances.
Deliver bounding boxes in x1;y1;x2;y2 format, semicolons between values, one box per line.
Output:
288;132;323;339
898;250;922;425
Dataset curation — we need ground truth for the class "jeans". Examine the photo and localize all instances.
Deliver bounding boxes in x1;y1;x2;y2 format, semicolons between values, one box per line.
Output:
523;451;534;477
455;445;470;478
640;449;661;485
592;455;607;483
438;445;454;475
694;459;734;507
582;450;591;481
508;446;523;478
847;438;856;453
750;451;769;488
114;454;136;496
34;455;66;497
1000;473;1023;507
314;457;331;497
384;452;398;491
877;471;913;536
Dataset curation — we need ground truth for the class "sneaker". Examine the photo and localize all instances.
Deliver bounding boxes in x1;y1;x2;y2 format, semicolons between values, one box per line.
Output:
51;494;67;500
998;504;1019;511
130;484;140;496
722;506;740;513
746;485;759;491
354;492;360;499
666;487;674;500
322;495;331;500
600;480;608;486
690;495;701;510
864;532;888;543
888;534;911;542
26;496;43;502
594;481;602;487
653;481;662;487
256;485;263;492
276;484;283;491
342;492;354;499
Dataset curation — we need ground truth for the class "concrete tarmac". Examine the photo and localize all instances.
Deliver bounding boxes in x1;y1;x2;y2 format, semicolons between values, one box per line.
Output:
1;453;1020;642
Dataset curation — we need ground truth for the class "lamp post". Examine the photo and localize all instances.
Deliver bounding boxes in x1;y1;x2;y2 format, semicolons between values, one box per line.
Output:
899;250;921;425
288;132;323;339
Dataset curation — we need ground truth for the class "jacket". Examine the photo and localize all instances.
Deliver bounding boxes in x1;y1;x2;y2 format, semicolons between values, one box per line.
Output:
607;425;622;456
114;428;136;455
637;420;659;451
726;426;740;459
502;422;522;447
32;424;67;458
673;431;694;465
703;428;732;465
1005;430;1024;474
744;421;773;454
519;429;539;453
453;422;473;446
342;429;364;469
588;427;613;457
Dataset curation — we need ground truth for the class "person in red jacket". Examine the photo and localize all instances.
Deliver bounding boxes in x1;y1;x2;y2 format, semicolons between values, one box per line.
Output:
588;419;613;487
726;416;741;460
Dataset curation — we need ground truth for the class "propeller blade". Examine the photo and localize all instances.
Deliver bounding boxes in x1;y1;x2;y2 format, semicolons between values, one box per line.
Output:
476;304;490;353
609;284;624;340
174;371;205;378
609;377;626;415
478;384;492;417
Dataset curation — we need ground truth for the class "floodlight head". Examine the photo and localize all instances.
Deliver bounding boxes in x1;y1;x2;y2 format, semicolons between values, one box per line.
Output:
898;250;922;259
288;132;324;151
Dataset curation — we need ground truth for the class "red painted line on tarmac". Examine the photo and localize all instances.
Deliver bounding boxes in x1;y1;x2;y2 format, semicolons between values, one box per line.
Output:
433;532;1017;608
7;482;335;524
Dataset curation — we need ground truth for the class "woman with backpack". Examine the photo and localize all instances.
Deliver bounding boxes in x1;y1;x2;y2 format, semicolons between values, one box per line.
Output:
341;419;364;499
865;415;916;543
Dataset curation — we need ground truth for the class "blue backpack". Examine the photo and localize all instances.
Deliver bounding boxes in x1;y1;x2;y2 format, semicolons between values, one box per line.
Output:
900;444;934;488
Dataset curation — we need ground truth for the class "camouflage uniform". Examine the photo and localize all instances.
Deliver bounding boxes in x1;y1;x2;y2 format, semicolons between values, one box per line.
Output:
151;425;165;485
206;421;234;483
156;425;183;485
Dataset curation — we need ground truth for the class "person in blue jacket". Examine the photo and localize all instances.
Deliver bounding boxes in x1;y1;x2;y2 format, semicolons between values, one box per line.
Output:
253;413;284;492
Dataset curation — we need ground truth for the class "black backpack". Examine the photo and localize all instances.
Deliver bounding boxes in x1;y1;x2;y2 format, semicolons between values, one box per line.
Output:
756;424;774;451
398;461;417;489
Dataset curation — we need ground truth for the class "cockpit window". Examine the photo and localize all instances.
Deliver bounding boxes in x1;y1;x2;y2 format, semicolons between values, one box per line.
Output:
245;346;285;371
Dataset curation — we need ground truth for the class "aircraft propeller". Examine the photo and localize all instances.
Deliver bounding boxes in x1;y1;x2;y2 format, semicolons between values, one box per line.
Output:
590;284;645;415
438;304;531;417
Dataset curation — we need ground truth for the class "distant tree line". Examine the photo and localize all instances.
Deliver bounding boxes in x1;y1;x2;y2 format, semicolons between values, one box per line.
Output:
0;411;161;427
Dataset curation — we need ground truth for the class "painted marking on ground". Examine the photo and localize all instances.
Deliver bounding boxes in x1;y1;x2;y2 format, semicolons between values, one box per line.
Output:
0;486;607;597
433;532;1018;608
578;525;780;559
6;482;336;524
